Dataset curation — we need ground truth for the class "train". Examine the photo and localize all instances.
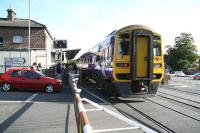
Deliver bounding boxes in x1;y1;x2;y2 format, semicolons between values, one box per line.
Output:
77;25;164;98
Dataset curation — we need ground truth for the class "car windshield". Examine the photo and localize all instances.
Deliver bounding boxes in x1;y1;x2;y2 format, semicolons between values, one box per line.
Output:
175;71;183;74
35;71;46;77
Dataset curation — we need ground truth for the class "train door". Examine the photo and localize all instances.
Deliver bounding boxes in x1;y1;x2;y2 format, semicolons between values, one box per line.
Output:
131;30;153;80
136;36;148;78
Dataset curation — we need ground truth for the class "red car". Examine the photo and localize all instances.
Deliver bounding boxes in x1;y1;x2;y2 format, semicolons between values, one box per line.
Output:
194;73;200;80
0;68;62;93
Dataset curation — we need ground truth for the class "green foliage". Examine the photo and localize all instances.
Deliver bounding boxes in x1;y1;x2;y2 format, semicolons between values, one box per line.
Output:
166;33;198;71
176;60;191;70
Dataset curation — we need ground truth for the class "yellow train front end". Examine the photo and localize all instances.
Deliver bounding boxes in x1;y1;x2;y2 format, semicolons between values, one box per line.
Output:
113;25;164;98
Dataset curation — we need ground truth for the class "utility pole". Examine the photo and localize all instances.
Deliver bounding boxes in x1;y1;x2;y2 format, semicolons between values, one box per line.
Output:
28;0;31;67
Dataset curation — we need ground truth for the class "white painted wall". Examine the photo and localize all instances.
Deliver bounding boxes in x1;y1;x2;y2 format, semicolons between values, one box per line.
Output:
45;30;53;68
0;51;29;73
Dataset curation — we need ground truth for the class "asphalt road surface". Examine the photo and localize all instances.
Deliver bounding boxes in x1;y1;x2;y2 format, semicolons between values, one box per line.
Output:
0;86;77;133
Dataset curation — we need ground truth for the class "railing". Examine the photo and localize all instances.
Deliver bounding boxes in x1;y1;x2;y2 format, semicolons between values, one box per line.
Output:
69;73;93;133
69;73;158;133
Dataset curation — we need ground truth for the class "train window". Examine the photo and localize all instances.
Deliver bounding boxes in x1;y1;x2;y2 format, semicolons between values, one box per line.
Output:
119;33;129;39
153;35;161;41
90;57;92;63
108;46;112;57
96;55;100;62
118;39;129;55
153;44;161;56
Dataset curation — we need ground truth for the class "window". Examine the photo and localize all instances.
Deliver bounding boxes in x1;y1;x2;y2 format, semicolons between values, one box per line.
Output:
22;71;38;78
153;35;161;41
117;39;129;55
153;44;161;56
9;70;22;77
13;35;23;43
0;37;3;46
35;71;46;77
89;57;92;63
96;55;100;62
108;46;112;57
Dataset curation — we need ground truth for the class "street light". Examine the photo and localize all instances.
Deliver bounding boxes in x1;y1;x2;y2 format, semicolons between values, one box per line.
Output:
28;0;31;67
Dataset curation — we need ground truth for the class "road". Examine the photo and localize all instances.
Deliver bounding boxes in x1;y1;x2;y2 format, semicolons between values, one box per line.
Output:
0;86;77;133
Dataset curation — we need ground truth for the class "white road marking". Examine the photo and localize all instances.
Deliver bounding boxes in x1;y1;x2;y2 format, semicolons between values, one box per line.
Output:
25;93;38;102
0;93;38;103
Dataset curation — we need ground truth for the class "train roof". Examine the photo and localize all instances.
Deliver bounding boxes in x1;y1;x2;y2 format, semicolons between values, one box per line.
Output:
117;25;159;34
78;25;160;60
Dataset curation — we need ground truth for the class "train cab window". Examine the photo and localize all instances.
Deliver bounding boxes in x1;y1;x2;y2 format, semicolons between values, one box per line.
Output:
96;55;100;62
118;39;129;55
153;44;161;56
153;35;161;41
119;33;129;38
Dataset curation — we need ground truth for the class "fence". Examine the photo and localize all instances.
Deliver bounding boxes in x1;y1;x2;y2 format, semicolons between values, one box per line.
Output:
69;73;158;133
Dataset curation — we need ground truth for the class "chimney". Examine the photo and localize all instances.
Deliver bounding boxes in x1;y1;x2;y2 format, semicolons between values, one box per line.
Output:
7;8;16;21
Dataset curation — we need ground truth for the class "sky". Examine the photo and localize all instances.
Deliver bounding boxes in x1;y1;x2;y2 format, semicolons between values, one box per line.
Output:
1;0;200;57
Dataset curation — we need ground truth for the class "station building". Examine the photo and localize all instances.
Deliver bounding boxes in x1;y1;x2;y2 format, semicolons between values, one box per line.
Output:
0;8;55;73
0;8;81;74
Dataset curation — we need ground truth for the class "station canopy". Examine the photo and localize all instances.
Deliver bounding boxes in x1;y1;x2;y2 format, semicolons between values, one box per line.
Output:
51;48;81;60
64;49;81;59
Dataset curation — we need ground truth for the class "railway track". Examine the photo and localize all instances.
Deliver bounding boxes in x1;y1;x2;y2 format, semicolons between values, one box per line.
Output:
81;79;200;133
82;86;176;133
121;102;176;133
160;87;200;96
157;91;200;107
145;97;200;121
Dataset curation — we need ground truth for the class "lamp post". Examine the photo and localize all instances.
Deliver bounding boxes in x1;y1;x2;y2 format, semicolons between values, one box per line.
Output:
28;0;31;67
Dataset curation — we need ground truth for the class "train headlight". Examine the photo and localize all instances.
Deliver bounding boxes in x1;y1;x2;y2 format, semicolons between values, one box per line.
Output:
154;64;162;68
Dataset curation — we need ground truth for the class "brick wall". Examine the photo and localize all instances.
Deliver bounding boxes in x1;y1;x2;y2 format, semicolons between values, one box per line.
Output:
0;27;46;50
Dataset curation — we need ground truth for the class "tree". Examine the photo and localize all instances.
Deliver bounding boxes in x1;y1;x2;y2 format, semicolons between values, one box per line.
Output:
165;33;198;71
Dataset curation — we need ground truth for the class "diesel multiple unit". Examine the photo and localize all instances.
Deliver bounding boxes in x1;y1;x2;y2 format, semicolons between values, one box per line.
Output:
77;25;164;98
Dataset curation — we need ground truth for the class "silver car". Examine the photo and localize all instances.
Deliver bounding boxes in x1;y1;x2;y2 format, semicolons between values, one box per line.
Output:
174;71;186;77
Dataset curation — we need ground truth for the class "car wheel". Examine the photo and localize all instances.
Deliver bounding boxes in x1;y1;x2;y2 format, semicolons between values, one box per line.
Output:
45;84;54;93
2;83;12;92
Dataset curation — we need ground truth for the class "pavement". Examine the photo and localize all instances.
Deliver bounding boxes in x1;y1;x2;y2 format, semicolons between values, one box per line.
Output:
0;86;77;133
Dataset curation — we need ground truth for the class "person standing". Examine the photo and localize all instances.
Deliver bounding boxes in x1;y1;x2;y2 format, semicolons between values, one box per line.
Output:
56;62;62;80
37;63;43;72
31;62;37;70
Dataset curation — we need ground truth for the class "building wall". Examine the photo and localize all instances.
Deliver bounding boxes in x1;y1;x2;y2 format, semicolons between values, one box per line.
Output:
31;50;46;68
45;30;53;68
0;51;29;73
0;27;53;73
0;27;45;49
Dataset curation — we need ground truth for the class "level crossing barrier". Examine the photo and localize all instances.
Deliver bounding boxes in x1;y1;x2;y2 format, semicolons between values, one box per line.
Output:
68;73;158;133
